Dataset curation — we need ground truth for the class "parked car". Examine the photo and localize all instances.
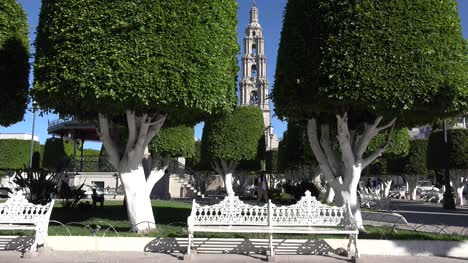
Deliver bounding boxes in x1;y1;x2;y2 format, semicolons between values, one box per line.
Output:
416;181;439;192
84;187;104;199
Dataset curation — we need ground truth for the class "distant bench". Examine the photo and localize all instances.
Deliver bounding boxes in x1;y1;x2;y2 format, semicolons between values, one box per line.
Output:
186;191;359;262
0;191;55;252
359;191;390;211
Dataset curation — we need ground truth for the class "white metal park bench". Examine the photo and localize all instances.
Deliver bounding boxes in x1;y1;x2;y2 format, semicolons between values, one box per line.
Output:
186;191;359;262
0;191;55;252
359;191;390;211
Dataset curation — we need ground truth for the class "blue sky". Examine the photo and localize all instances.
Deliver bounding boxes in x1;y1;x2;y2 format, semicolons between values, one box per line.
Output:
1;0;467;150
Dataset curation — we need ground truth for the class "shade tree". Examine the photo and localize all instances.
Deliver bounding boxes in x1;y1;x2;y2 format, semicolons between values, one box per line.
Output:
283;121;319;180
42;137;76;170
0;0;29;127
428;129;468;206
366;129;410;197
145;125;194;196
273;0;466;228
278;121;325;199
401;140;432;200
33;0;238;232
201;106;265;196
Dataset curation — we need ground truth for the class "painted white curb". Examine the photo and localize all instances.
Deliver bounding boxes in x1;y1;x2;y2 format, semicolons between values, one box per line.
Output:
45;236;468;259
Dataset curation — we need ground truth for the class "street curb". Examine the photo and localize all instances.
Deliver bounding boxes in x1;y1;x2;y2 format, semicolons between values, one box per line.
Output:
40;236;468;259
3;235;465;258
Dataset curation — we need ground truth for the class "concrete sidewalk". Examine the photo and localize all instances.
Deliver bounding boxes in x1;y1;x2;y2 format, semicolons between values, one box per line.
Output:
0;251;467;263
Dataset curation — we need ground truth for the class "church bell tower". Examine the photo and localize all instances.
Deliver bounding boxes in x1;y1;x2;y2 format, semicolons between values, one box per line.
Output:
240;2;277;150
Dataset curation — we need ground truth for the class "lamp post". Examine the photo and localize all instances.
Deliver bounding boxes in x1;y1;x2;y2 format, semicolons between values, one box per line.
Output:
442;119;456;210
113;173;119;199
29;101;37;168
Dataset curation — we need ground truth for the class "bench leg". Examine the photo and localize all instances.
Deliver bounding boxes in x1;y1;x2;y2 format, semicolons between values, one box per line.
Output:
267;233;275;262
184;233;193;262
30;224;47;252
354;234;359;258
347;234;352;252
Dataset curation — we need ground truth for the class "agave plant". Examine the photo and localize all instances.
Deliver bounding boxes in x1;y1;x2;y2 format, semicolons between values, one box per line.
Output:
59;180;86;208
13;168;62;205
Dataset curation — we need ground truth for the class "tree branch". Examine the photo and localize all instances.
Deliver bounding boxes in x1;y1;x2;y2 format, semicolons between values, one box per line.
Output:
362;148;385;168
377;118;397;132
211;160;223;175
226;160;238;173
362;121;395;168
355;116;383;160
97;113;120;168
148;113;168;126
220;160;229;173
143;114;167;147
320;124;341;175
336;113;355;166
351;131;361;156
146;164;168;195
307;118;336;182
126;110;137;153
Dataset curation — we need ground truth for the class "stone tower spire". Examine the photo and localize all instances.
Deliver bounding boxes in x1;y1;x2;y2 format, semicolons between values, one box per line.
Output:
240;3;277;150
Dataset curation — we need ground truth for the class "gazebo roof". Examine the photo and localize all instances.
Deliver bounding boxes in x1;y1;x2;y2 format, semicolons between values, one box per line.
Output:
48;119;100;141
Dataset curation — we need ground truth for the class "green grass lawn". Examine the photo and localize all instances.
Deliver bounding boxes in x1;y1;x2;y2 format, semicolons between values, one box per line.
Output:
1;199;467;241
46;199;192;237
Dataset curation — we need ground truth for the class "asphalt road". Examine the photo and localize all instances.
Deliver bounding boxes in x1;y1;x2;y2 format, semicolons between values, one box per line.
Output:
390;199;468;227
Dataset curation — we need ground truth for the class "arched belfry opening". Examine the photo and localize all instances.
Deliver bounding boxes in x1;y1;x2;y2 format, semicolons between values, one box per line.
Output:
251;65;257;78
252;44;257;55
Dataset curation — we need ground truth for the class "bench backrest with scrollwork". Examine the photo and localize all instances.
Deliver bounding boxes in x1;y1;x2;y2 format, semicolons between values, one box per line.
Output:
0;191;55;225
269;191;353;228
188;191;357;230
189;195;269;227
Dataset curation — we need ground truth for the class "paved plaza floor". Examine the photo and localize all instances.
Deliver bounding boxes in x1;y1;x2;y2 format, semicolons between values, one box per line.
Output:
0;251;467;263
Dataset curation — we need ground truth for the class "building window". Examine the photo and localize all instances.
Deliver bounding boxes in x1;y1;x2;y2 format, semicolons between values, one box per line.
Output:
253;31;256;37
250;91;259;105
92;181;104;189
251;64;257;78
252;44;257;55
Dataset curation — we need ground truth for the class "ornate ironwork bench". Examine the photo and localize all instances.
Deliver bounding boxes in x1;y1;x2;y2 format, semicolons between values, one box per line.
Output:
186;191;359;262
0;191;55;252
359;191;390;211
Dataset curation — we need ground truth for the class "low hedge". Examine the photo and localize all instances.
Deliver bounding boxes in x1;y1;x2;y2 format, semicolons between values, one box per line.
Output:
428;129;468;170
0;139;41;170
42;137;76;170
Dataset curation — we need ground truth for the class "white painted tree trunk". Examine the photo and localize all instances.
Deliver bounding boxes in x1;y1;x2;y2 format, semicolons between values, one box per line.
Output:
456;186;465;206
120;165;156;232
142;151;170;197
306;114;396;230
97;111;166;233
403;175;419;201
146;169;166;196
383;179;392;198
325;183;335;204
334;165;363;227
211;160;238;196
225;173;234;196
410;186;417;201
450;169;468;207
